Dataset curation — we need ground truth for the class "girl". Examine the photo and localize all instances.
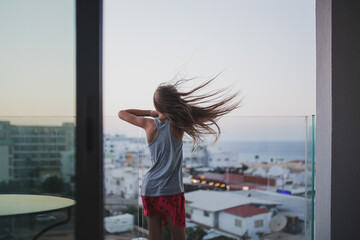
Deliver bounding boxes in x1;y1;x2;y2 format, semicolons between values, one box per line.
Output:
118;76;241;240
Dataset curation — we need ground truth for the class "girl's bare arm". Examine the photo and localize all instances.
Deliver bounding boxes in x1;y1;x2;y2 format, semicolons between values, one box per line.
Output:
119;109;158;117
118;109;158;129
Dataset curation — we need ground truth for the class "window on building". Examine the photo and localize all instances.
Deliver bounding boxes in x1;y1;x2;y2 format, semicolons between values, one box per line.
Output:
235;218;242;227
204;211;209;217
254;219;264;228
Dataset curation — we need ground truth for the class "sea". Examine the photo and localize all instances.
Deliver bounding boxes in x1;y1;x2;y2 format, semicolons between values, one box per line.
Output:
214;140;307;163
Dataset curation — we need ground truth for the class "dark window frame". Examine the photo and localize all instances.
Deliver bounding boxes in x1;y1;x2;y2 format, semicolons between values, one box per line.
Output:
75;0;104;239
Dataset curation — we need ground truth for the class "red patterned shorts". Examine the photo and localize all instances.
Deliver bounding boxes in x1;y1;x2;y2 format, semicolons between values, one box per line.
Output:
141;192;186;228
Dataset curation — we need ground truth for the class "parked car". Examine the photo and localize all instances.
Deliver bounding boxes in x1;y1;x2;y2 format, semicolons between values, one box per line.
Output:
104;213;134;233
36;214;57;223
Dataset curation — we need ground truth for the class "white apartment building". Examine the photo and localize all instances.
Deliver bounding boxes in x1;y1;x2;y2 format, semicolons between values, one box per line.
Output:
207;150;238;168
219;205;272;237
105;166;142;199
103;134;151;168
0;121;75;182
185;190;280;237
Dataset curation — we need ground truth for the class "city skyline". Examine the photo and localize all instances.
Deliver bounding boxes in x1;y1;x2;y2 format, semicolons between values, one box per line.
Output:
0;115;311;142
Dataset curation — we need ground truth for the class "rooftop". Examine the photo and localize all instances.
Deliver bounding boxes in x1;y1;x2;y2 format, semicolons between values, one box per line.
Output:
222;205;270;218
231;189;311;220
185;190;280;212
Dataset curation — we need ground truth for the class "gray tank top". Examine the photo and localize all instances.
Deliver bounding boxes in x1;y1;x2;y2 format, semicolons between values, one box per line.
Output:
141;118;184;196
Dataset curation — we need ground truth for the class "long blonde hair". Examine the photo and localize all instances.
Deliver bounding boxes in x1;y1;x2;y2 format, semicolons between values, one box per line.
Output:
153;74;243;148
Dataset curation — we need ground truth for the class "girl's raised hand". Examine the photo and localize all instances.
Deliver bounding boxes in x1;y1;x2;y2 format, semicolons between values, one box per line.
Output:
151;110;159;117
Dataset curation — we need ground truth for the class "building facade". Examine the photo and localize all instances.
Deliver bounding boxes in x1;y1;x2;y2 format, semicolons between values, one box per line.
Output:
0;121;75;183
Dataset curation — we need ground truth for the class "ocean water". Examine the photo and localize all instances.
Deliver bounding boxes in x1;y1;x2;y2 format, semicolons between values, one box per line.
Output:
215;141;306;162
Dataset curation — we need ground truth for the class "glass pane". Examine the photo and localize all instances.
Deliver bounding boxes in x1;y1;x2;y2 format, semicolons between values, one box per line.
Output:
185;116;313;240
305;115;315;240
103;1;315;239
103;118;147;239
0;117;76;239
0;0;75;239
103;116;315;240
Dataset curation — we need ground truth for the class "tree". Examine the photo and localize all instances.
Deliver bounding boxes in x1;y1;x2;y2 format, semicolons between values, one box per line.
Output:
42;176;65;193
188;168;201;176
241;164;249;171
0;179;41;194
208;167;225;174
185;226;207;240
122;205;148;229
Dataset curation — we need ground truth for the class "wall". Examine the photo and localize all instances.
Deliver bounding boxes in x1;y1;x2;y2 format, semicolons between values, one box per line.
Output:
218;212;246;236
331;0;360;239
316;0;360;239
191;208;215;227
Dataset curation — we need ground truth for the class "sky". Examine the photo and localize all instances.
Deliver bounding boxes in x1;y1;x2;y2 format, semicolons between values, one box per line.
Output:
0;0;75;117
103;0;316;118
103;0;316;139
0;0;315;140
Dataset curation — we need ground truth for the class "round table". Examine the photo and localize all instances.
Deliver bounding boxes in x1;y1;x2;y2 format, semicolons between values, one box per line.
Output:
0;194;76;240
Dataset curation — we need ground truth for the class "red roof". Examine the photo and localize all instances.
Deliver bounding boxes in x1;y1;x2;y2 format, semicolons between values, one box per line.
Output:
288;160;305;164
226;173;244;182
222;205;270;218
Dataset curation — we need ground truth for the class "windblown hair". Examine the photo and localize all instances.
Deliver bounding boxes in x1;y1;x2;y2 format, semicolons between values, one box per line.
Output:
153;74;243;148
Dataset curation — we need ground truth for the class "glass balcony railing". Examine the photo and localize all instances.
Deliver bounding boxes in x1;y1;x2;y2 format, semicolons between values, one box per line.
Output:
103;115;315;240
0;116;315;240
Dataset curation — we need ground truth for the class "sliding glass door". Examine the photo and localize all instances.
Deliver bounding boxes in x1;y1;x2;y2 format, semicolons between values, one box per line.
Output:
0;0;76;239
1;0;104;239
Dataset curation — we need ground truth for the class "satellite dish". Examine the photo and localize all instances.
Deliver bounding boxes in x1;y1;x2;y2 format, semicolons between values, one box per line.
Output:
269;215;287;232
253;167;267;177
